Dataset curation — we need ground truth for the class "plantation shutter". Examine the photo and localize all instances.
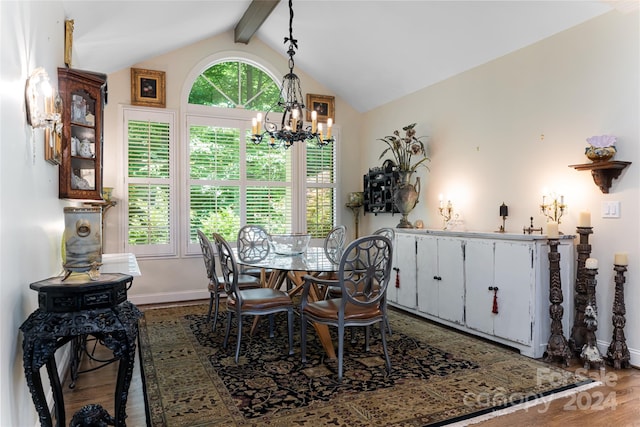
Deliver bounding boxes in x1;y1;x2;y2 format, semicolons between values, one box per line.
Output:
305;138;337;238
124;108;176;256
187;116;293;249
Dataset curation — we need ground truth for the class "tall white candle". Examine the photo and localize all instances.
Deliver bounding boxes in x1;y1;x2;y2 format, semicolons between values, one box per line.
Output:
311;110;317;133
327;118;333;139
547;221;559;238
585;258;598;269
614;252;628;266
578;211;591;227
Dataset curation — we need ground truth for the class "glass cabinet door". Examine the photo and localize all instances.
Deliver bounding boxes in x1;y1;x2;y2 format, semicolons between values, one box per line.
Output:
58;68;107;200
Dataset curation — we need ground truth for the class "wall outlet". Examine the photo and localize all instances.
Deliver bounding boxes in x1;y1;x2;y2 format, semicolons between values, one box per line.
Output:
601;201;621;218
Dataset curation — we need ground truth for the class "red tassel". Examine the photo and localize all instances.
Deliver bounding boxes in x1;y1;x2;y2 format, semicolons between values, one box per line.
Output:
395;269;400;288
492;288;499;314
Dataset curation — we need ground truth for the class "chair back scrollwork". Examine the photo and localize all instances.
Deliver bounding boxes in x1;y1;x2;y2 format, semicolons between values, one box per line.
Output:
339;235;393;309
237;225;270;263
324;225;347;264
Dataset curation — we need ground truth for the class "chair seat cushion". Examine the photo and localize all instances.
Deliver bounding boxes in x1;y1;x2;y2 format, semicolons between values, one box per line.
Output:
303;298;382;321
227;288;292;310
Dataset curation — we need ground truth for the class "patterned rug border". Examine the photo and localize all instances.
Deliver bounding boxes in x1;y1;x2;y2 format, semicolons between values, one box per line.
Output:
138;304;594;426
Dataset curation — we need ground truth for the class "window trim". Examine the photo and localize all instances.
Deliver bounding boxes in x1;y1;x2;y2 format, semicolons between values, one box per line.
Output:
121;105;178;258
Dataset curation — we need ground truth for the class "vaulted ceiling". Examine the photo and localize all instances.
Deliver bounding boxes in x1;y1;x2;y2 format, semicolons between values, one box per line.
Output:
62;0;614;113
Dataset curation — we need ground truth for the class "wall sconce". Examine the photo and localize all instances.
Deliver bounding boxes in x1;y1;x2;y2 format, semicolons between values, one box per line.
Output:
25;67;62;129
25;67;63;164
438;194;454;229
540;191;566;224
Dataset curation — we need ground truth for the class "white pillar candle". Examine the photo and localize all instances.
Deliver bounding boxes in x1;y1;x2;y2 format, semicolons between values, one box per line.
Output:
311;110;317;133
546;221;559;238
585;258;598;269
614;252;628;266
578;211;591;227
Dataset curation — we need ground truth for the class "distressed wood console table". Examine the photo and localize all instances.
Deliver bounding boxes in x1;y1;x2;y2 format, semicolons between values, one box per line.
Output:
20;273;141;427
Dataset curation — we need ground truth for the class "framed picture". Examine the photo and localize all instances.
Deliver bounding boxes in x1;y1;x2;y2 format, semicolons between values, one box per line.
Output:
131;68;166;108
306;93;334;123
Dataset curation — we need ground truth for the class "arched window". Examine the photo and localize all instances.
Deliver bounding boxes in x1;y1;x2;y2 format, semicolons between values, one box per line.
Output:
188;61;282;111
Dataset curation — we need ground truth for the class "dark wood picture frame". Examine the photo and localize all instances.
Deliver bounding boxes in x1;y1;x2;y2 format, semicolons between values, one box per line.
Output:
131;68;166;108
306;93;334;123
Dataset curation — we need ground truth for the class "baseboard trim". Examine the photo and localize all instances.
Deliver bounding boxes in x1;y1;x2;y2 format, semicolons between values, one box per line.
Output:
128;290;209;306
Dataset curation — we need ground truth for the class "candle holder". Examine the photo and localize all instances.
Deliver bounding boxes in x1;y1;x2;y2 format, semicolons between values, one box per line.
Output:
497;202;508;232
544;239;572;366
540;193;566;224
523;217;543;235
606;264;631;369
569;226;593;356
345;202;362;239
580;265;603;369
438;200;453;230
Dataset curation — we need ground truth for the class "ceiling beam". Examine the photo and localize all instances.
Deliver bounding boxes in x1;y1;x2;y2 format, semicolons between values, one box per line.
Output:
234;0;281;44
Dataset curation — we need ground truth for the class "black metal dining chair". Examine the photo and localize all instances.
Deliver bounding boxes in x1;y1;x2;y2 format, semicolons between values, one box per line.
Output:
373;227;395;242
322;225;347;297
237;224;272;284
197;230;260;332
300;234;393;381
373;227;395;334
323;225;346;264
213;232;294;363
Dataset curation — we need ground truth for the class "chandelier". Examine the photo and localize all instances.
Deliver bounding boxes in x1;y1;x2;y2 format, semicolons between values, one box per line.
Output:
251;0;334;149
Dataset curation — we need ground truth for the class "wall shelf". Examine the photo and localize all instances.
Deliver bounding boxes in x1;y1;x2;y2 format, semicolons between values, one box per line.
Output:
569;160;631;194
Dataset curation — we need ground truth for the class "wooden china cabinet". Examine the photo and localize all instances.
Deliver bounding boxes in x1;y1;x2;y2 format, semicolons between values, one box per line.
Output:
58;68;107;200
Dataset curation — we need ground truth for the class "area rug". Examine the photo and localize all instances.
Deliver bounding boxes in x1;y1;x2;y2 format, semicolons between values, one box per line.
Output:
138;304;596;426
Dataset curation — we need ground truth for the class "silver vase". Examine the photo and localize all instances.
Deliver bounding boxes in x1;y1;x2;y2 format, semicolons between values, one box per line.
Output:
393;172;420;228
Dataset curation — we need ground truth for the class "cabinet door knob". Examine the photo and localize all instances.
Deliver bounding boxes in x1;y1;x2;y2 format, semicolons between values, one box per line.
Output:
488;286;499;291
433;276;442;281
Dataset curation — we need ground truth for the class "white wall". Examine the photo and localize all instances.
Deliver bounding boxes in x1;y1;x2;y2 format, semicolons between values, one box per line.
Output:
1;2;71;426
360;9;640;365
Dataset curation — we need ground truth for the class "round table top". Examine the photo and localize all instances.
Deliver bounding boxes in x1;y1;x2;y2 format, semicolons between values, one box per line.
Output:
234;246;338;273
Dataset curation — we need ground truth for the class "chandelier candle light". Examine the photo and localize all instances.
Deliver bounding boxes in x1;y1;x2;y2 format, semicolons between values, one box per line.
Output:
250;0;334;149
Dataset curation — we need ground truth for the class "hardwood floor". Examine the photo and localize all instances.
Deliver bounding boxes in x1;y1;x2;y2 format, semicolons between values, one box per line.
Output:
62;301;640;426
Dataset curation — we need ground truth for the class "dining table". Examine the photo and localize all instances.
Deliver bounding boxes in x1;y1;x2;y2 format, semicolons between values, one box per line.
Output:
234;246;339;359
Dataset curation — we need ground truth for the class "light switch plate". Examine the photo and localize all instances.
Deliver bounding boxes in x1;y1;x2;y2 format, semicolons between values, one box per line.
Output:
601;201;621;218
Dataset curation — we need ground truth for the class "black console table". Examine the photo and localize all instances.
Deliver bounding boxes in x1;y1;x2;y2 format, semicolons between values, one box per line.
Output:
20;273;141;427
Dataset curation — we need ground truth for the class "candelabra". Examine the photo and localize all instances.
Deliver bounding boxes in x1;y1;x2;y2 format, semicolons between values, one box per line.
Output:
606;264;631;369
540;193;566;224
580;261;603;369
569;226;593;356
438;198;453;230
544;238;572;366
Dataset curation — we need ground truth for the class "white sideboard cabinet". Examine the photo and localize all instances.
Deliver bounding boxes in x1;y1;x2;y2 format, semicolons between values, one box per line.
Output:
389;230;575;358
